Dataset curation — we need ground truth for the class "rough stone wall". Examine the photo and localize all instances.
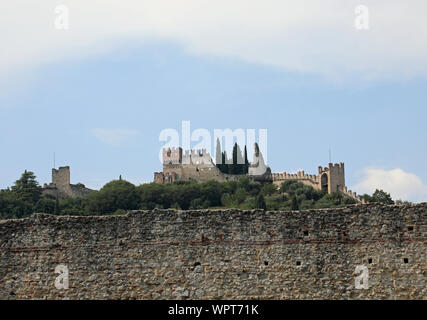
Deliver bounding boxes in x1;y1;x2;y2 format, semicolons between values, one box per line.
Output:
0;203;425;300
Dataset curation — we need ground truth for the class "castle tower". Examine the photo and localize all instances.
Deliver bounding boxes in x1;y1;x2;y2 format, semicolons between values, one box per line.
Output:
318;163;345;194
52;166;70;189
162;147;183;166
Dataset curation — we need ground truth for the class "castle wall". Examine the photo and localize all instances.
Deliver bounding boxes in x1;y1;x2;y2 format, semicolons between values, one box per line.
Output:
182;149;214;168
272;171;320;190
162;165;242;183
0;203;425;300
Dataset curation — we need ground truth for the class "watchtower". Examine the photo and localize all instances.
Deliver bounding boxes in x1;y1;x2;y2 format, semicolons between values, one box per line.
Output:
52;166;70;189
318;163;345;194
163;147;183;166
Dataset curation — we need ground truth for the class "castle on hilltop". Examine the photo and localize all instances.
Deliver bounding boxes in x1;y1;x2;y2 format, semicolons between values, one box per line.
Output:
40;146;363;203
155;144;363;202
154;143;272;184
43;166;93;199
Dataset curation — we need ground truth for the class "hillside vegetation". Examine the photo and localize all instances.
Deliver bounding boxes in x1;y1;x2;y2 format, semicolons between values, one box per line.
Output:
0;171;398;219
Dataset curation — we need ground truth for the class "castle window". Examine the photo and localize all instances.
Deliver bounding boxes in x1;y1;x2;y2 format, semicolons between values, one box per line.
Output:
321;173;328;193
303;230;309;236
407;226;414;232
296;261;301;266
264;261;268;266
368;258;373;264
403;258;409;264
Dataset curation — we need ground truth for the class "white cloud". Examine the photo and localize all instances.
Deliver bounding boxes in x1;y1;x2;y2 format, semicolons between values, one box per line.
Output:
353;168;427;203
1;1;427;82
92;128;139;146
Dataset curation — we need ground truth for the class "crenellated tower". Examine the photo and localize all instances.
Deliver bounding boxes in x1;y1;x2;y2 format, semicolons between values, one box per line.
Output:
318;162;345;194
52;166;70;189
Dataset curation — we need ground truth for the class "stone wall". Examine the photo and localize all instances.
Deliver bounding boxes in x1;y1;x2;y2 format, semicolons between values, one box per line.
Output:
159;165;243;184
272;171;319;189
0;203;425;300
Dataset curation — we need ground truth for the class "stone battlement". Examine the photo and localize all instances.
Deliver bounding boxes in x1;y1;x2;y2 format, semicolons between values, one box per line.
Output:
342;186;364;203
272;171;319;182
318;162;345;174
182;149;214;167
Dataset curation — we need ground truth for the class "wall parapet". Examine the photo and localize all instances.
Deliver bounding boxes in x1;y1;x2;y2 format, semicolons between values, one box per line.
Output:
272;171;318;183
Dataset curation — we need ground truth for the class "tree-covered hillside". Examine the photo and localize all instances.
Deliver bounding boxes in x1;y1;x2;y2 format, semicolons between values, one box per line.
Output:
0;171;402;219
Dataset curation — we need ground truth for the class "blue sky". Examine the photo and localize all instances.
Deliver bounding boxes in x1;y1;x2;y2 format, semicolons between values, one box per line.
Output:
1;1;427;202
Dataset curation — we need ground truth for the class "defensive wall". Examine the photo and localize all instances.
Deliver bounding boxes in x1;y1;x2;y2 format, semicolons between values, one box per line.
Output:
0;203;425;299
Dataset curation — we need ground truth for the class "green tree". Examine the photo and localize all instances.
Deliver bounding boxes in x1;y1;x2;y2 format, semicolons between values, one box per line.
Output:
0;188;30;219
34;198;56;214
137;183;172;209
216;143;248;175
255;194;267;210
370;189;394;205
291;196;299;210
172;182;201;210
234;187;247;205
221;193;233;207
85;179;140;215
200;180;222;207
261;183;277;196
11;170;42;205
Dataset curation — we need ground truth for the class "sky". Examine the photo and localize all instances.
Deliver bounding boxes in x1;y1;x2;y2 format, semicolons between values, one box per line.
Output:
0;1;426;202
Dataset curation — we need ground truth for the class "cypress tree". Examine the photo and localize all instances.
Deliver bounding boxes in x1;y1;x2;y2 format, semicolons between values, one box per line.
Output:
232;143;238;174
291;196;299;210
244;145;249;174
255;194;267;210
